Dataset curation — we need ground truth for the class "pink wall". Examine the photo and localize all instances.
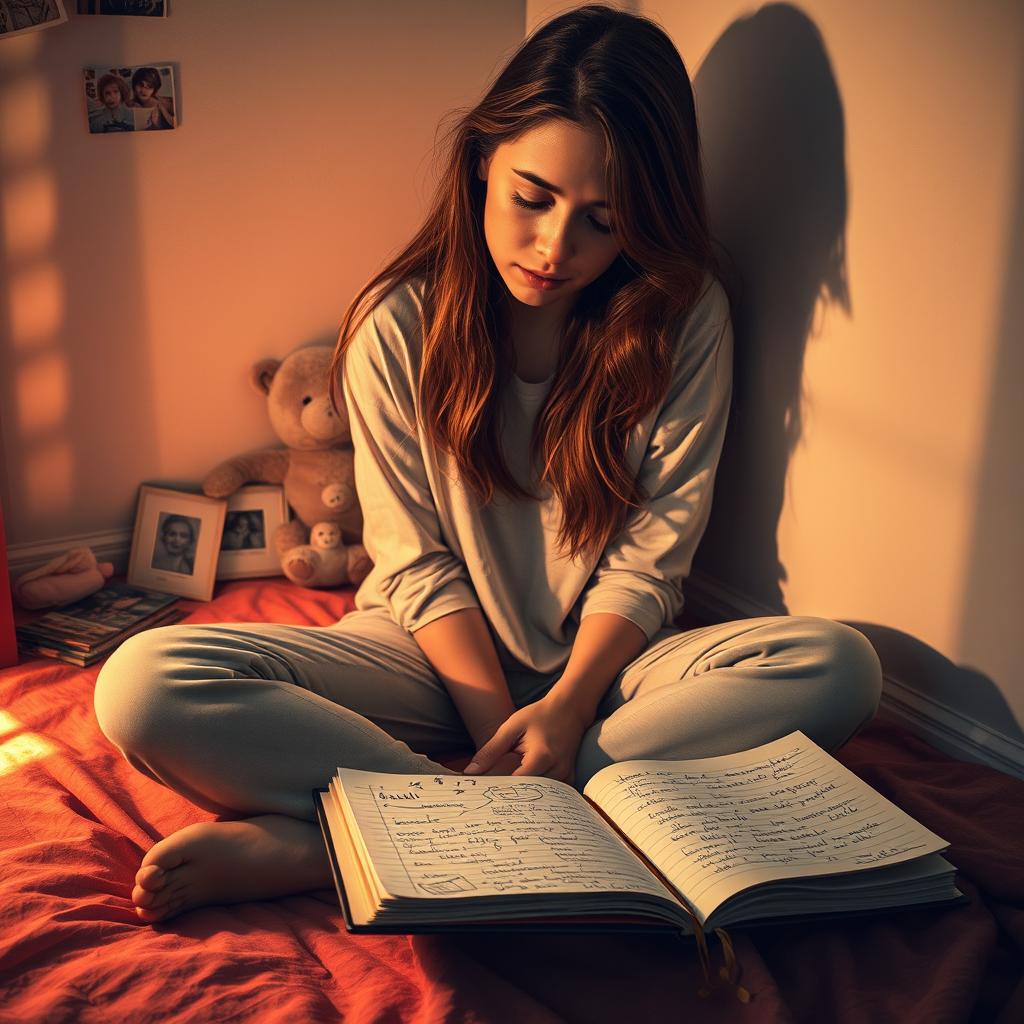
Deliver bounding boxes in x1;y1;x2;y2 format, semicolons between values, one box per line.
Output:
0;0;524;543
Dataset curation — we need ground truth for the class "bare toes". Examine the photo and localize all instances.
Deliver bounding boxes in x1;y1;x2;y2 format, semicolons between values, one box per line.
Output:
140;845;186;874
133;872;185;907
136;888;188;922
134;885;186;921
135;903;168;923
135;865;167;891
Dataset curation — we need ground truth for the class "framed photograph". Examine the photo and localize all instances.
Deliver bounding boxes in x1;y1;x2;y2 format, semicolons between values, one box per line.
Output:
216;485;287;580
127;485;225;601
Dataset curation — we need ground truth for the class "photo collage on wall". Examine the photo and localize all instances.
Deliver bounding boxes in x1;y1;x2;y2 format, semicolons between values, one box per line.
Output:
84;64;176;133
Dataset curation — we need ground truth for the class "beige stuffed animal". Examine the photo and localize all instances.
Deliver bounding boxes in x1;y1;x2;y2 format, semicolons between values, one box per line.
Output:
202;345;372;588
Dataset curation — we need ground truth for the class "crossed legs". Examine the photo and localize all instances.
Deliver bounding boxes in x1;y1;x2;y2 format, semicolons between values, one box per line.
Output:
93;609;881;921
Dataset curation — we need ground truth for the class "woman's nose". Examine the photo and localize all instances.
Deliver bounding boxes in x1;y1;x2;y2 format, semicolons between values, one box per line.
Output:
536;217;575;264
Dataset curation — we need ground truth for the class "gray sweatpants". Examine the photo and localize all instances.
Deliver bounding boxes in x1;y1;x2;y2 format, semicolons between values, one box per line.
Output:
93;609;882;823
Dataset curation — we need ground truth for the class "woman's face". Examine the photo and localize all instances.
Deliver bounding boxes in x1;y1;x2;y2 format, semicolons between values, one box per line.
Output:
133;81;155;104
477;119;621;315
163;522;191;554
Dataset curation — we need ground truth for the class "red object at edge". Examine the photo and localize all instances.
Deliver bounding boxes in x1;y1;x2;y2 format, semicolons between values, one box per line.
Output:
0;495;17;668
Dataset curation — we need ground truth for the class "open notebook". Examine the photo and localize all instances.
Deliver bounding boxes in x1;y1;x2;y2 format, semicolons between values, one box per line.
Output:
314;731;966;936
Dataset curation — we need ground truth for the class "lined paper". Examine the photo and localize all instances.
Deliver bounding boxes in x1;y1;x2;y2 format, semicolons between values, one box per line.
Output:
336;769;673;903
584;731;949;922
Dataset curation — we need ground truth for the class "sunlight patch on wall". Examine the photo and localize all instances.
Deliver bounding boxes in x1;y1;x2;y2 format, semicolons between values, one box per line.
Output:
0;733;55;776
24;437;73;511
2;169;56;258
16;350;68;435
2;52;70;538
0;76;50;165
9;262;63;348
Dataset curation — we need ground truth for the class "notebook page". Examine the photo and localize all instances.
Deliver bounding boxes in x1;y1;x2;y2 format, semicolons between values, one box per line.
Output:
335;768;674;903
583;731;949;923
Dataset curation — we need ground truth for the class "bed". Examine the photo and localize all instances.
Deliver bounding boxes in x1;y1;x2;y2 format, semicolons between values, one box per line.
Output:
1;577;1021;1023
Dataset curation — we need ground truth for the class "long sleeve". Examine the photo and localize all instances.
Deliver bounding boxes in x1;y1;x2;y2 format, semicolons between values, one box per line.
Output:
341;290;479;633
578;279;734;640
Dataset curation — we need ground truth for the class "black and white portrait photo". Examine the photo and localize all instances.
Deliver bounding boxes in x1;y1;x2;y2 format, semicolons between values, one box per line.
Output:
128;485;226;601
215;486;287;580
220;510;266;551
150;513;199;576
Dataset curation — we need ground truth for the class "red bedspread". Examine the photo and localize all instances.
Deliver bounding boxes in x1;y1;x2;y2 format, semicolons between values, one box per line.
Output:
1;579;1021;1023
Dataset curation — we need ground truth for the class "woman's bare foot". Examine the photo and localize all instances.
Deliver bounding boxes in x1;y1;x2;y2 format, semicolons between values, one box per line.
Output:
131;814;333;924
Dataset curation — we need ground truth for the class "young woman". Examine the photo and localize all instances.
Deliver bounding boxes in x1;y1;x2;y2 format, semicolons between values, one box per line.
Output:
94;4;881;925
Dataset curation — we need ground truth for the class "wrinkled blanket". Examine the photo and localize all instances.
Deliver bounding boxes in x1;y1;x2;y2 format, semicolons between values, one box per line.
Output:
1;579;1021;1022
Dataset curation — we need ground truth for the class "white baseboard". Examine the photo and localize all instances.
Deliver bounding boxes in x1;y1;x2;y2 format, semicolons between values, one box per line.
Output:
685;569;1024;781
878;673;1024;780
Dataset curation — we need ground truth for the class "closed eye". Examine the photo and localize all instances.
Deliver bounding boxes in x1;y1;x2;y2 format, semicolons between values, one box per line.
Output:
510;192;612;235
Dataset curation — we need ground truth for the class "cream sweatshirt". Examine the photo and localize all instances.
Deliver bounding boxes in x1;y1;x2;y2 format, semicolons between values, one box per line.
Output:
341;275;733;675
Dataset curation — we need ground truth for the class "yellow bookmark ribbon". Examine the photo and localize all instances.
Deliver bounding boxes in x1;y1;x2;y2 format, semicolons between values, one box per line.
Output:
688;921;752;1003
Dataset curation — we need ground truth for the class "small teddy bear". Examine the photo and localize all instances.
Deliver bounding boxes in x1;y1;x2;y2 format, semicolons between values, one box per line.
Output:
202;345;372;588
282;520;372;588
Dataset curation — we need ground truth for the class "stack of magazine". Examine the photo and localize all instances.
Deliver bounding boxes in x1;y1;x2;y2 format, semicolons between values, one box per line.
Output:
16;583;184;667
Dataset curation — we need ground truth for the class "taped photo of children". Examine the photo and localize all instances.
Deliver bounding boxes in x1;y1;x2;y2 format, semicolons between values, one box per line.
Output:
84;65;176;133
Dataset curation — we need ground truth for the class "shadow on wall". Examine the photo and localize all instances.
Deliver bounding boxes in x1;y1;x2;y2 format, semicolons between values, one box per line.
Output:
684;4;1022;761
957;66;1024;736
0;20;158;547
849;621;1024;760
690;2;848;616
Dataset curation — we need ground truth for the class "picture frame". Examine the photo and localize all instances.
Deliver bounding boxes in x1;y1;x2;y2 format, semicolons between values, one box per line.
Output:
127;485;226;601
215;485;287;580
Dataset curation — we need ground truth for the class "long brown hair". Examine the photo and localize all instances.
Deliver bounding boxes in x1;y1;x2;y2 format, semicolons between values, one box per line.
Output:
330;4;722;563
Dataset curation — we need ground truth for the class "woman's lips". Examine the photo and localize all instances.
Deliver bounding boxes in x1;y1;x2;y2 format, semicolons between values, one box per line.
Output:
517;265;567;290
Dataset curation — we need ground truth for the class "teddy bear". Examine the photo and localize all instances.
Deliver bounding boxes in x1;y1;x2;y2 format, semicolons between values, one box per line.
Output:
201;345;372;589
279;521;357;590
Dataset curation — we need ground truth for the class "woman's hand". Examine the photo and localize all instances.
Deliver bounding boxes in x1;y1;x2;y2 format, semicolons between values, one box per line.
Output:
464;694;591;786
475;750;524;776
